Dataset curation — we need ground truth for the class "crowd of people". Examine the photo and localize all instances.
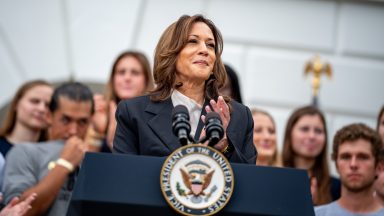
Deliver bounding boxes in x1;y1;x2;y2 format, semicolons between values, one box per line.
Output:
0;14;382;216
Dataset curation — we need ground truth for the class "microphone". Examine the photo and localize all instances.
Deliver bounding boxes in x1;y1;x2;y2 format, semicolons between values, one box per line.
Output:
203;112;224;146
172;105;195;145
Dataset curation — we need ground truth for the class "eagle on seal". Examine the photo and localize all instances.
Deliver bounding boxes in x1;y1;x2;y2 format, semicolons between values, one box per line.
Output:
180;160;215;196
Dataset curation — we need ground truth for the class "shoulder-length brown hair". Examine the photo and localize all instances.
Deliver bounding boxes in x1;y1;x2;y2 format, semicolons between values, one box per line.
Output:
0;80;52;141
105;51;154;104
150;14;227;102
282;106;331;205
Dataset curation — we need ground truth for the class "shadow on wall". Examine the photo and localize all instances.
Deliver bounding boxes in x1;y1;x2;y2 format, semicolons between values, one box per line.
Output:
0;81;106;124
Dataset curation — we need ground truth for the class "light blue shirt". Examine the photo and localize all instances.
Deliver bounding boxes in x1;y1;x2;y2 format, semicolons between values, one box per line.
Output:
315;201;384;216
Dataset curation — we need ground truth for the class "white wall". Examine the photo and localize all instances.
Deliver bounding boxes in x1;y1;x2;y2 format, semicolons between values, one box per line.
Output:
1;0;383;175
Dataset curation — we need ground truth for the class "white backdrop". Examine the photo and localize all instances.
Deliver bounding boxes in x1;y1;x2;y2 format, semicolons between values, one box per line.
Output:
1;0;384;175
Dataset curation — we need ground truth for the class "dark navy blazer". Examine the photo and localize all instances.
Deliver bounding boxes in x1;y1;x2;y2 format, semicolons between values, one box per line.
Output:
113;95;257;164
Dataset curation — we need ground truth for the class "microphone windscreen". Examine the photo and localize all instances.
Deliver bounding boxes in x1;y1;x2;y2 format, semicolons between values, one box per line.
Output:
172;105;189;119
205;112;221;123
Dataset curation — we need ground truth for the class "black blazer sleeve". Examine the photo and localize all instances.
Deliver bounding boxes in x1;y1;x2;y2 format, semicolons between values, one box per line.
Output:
113;98;140;154
226;102;257;164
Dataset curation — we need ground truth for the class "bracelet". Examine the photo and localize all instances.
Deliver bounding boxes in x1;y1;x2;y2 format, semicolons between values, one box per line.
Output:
221;144;230;154
218;137;229;153
56;158;74;172
48;158;74;172
221;144;231;154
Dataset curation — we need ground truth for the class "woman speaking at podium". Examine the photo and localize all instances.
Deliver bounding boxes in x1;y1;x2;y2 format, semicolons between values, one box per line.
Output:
113;14;256;164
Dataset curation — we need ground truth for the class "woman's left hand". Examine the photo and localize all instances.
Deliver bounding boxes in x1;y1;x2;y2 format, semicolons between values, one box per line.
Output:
201;96;230;152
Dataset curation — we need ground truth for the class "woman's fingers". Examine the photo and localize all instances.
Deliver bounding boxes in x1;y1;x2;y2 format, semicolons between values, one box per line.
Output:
209;97;229;120
205;105;212;114
217;96;229;118
201;115;206;124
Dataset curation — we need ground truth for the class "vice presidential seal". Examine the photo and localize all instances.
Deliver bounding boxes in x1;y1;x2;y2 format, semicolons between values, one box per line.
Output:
160;145;234;216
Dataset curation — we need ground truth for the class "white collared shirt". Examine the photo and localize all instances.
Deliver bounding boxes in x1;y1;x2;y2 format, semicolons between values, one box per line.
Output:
171;90;203;138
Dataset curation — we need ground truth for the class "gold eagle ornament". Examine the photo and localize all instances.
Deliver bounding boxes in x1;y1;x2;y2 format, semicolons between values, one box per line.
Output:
304;55;332;97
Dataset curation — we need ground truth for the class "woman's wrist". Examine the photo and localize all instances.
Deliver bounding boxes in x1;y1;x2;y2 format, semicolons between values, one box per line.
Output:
218;135;234;158
219;137;228;152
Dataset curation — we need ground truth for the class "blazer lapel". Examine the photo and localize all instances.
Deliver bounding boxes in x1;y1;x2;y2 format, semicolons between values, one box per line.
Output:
194;99;210;142
145;98;180;152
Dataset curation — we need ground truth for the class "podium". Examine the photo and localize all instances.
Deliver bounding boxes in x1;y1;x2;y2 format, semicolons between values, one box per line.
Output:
67;153;314;216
